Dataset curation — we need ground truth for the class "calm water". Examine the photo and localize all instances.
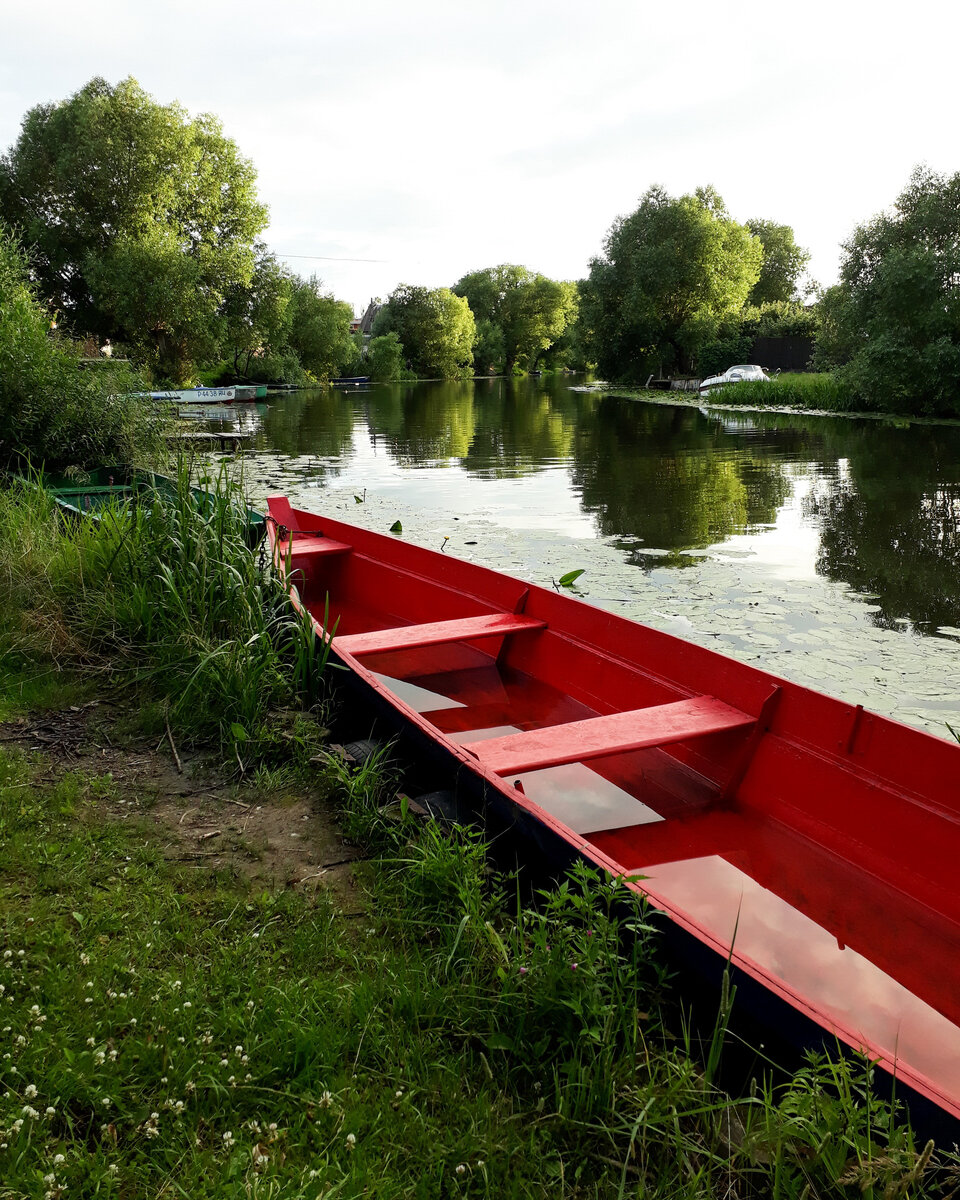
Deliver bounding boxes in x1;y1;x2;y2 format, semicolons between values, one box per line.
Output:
190;376;960;735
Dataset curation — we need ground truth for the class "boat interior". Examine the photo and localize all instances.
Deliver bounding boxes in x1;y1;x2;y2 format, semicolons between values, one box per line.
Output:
270;498;960;1113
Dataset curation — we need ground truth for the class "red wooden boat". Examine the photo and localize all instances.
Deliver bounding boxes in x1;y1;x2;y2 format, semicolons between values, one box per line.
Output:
267;496;960;1131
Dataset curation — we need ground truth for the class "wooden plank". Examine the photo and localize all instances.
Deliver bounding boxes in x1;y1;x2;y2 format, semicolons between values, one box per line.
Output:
334;613;546;658
470;696;755;776
286;537;353;558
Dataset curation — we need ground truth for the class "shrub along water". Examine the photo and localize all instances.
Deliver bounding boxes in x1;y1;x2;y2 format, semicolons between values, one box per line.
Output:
0;225;163;473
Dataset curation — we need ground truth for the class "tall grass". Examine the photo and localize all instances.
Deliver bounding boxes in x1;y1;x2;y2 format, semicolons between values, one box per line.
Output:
0;463;326;762
704;373;858;412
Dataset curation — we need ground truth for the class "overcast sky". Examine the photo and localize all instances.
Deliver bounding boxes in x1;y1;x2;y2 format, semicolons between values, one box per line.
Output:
2;0;957;313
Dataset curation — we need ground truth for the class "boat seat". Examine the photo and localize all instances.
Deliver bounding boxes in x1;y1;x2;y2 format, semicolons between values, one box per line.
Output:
334;613;546;657
469;696;755;776
283;536;353;558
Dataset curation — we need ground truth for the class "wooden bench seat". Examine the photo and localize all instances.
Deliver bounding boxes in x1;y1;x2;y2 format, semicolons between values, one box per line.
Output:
334;612;546;658
469;696;755;775
285;536;353;558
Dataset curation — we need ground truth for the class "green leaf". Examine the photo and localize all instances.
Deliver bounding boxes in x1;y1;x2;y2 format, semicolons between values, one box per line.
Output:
558;569;585;587
230;722;249;742
354;495;364;504
389;520;402;534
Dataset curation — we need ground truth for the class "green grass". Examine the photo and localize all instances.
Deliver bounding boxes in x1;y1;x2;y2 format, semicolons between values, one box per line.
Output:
0;463;328;767
703;373;857;412
0;746;954;1198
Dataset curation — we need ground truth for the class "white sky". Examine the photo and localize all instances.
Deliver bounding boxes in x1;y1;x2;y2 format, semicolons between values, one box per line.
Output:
1;0;957;313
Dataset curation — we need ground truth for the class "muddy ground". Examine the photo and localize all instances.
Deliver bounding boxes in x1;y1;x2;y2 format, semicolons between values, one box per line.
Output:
0;701;367;909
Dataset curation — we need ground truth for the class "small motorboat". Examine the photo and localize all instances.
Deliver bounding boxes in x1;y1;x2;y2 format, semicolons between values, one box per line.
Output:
699;364;773;396
267;496;960;1134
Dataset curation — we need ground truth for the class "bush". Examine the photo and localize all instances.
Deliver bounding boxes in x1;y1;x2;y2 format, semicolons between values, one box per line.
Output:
0;226;162;471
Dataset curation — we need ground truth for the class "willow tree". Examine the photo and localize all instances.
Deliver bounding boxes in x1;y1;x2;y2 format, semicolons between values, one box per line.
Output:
581;186;762;381
0;76;267;382
373;285;475;379
452;264;578;374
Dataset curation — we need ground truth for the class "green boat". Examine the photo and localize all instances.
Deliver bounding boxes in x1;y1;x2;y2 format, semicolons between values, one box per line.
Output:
27;466;266;546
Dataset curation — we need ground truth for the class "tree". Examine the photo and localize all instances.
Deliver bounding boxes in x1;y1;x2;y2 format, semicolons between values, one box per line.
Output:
580;186;762;381
0;225;158;471
452;265;577;374
286;276;358;380
745;219;811;304
366;331;405;381
0;76;267;382
221;248;293;380
825;166;960;415
372;285;475;378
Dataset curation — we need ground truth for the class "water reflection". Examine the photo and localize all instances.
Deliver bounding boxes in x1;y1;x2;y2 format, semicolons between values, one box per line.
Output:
244;379;960;640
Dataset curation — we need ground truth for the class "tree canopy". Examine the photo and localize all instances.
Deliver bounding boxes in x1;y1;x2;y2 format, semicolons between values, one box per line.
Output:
372;285;475;379
580;186;762;382
452;264;578;374
745;219;811;304
0;225;158;471
0;76;267;382
822;166;960;415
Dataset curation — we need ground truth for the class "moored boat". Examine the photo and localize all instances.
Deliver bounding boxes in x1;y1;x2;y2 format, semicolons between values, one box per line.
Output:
27;466;265;544
267;496;960;1133
148;387;258;404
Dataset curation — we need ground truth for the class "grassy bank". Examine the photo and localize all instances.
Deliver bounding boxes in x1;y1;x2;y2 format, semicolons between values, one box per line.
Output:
0;471;955;1196
701;373;857;412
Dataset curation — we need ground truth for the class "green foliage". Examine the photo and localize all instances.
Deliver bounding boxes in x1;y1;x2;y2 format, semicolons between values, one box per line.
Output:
0;226;161;471
581;185;763;381
373;284;475;378
452;264;578;374
0;464;327;759
220;246;293;380
697;302;819;376
0;76;267;383
707;372;855;411
745;218;811;304
286;276;358;381
365;330;405;381
824;166;960;415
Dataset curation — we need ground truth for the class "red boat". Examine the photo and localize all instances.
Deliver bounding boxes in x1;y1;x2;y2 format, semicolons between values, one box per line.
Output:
267;496;960;1132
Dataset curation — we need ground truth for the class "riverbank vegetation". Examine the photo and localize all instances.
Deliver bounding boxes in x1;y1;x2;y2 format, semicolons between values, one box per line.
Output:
5;74;960;425
1;479;956;1196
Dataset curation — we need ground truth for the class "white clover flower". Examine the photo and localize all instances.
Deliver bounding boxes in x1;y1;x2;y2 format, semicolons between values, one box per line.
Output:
455;1163;467;1175
17;951;24;958
128;1018;136;1027
2;950;11;959
345;1133;356;1149
108;1163;118;1174
220;1058;229;1068
22;1105;40;1119
222;1130;235;1148
80;953;90;966
15;1035;26;1046
44;1173;56;1185
45;1106;55;1116
108;1049;117;1061
24;1084;37;1099
246;1000;254;1010
29;1005;40;1016
182;1001;191;1009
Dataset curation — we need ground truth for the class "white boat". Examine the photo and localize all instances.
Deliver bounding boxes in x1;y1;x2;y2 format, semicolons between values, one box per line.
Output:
698;364;773;396
148;387;257;404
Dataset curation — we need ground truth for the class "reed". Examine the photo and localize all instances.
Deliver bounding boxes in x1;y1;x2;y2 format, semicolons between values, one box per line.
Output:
703;372;857;412
0;461;329;763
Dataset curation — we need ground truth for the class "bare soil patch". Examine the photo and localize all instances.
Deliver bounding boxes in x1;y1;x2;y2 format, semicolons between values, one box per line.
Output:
0;703;367;909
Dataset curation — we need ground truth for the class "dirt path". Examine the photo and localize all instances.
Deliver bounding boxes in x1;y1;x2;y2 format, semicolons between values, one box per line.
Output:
0;703;367;908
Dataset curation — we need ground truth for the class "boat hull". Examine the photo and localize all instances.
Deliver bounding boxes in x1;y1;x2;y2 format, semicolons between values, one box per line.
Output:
267;497;960;1134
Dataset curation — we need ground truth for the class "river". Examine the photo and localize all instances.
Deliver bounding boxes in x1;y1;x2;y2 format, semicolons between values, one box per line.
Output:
186;376;960;738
